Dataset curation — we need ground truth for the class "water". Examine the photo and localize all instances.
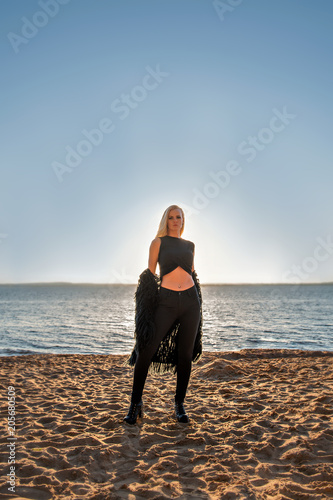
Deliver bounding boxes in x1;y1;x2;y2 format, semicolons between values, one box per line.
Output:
0;284;332;356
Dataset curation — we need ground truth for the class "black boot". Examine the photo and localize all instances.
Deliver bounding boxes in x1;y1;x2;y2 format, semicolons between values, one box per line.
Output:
123;400;143;425
175;400;189;423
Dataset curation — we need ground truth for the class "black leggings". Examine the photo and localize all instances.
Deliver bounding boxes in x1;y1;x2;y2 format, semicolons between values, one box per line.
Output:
131;285;201;404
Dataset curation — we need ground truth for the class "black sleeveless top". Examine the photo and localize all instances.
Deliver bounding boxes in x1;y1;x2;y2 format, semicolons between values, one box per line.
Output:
158;236;195;278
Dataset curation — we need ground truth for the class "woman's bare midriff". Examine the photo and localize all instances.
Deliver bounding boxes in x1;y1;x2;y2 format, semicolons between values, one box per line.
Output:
161;266;194;291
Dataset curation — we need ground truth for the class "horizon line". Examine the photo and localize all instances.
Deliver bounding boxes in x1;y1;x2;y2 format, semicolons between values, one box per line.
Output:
0;281;332;286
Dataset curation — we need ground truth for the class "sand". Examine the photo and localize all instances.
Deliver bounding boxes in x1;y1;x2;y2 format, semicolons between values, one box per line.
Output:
0;349;332;500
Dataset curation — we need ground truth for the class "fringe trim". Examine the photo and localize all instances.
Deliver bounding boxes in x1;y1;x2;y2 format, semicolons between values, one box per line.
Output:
123;267;203;374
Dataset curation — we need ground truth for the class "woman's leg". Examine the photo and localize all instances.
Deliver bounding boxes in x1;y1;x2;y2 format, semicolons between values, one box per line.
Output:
130;294;178;404
175;289;201;403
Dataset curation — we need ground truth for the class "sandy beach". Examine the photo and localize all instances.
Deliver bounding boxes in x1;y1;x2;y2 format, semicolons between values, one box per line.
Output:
0;349;332;499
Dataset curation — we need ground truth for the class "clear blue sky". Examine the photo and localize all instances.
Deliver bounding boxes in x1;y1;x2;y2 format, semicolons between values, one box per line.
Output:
1;0;332;284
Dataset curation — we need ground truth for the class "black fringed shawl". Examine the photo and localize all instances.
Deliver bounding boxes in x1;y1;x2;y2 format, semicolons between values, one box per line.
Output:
125;268;203;374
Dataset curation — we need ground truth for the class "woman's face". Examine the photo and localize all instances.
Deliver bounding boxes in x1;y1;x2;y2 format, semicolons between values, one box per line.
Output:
167;209;183;233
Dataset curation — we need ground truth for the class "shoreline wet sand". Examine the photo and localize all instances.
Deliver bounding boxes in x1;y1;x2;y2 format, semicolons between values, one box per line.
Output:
0;349;332;499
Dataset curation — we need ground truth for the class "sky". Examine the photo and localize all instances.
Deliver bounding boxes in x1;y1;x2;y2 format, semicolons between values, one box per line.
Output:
1;0;332;284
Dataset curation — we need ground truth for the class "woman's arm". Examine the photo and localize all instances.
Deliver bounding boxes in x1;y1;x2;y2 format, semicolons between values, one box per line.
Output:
192;244;195;272
148;237;161;275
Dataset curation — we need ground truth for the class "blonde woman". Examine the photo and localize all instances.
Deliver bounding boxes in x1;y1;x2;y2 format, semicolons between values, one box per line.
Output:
124;205;203;424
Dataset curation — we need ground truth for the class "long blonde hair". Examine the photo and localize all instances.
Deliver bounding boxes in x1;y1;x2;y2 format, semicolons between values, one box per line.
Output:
156;205;185;238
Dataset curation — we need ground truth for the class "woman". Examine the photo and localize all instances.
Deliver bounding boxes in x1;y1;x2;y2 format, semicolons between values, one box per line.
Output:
124;205;203;425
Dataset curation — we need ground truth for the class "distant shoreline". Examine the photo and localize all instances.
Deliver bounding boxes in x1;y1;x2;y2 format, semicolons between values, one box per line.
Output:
0;282;332;286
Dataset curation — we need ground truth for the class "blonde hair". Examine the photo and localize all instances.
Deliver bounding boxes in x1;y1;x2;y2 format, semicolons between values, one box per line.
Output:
156;205;185;238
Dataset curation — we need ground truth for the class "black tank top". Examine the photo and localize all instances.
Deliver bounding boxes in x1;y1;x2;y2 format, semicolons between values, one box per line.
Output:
158;236;194;278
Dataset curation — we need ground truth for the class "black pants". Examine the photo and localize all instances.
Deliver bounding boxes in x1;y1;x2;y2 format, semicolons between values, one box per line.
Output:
131;285;201;404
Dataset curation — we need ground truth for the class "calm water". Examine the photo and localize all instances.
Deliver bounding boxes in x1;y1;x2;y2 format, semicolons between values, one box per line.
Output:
0;284;332;356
